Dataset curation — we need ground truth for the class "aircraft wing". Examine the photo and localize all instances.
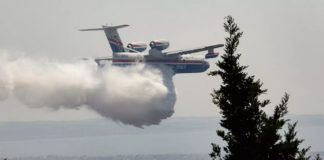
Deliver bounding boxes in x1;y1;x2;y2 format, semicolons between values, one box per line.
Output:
82;57;113;66
164;44;224;57
82;57;113;61
94;57;113;61
93;57;113;66
94;56;112;63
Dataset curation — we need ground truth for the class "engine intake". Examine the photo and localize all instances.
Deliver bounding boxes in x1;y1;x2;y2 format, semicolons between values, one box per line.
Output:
127;42;147;52
149;39;170;51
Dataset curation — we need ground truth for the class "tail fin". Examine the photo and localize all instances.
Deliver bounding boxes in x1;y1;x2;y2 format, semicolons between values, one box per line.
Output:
80;24;129;54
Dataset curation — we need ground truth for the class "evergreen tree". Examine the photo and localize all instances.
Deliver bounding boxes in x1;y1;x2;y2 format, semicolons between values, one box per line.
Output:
209;15;318;160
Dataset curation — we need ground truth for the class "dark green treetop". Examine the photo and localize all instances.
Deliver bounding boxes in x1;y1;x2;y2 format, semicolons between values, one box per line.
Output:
209;15;317;160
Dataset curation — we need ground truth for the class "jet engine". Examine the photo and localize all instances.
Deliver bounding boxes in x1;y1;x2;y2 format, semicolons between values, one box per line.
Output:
126;42;147;52
149;39;170;51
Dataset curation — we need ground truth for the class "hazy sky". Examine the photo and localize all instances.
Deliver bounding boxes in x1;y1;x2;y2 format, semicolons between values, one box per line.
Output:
0;0;323;121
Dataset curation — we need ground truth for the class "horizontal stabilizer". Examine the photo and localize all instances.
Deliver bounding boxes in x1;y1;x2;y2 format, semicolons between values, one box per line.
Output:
79;24;129;31
79;28;104;31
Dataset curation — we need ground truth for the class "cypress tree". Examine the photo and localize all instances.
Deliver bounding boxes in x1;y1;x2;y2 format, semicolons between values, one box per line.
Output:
209;15;318;160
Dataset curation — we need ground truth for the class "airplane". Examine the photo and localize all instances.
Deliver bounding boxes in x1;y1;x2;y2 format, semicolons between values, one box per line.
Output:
80;24;223;74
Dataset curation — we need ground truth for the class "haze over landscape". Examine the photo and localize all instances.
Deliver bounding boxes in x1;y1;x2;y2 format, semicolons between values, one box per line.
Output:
0;0;323;158
1;116;324;158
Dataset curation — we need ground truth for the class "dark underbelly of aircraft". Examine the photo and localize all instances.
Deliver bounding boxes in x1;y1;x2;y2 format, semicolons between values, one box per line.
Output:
111;59;210;73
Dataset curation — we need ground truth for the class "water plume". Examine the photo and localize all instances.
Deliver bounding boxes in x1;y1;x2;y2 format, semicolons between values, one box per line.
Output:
0;53;176;127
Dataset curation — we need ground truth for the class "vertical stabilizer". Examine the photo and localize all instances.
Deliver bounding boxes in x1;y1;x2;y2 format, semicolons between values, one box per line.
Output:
79;24;129;54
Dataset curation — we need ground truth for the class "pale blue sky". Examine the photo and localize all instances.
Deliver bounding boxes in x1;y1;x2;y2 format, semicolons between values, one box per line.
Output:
0;0;323;121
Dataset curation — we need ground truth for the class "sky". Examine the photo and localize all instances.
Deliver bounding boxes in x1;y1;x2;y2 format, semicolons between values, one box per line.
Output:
0;0;323;122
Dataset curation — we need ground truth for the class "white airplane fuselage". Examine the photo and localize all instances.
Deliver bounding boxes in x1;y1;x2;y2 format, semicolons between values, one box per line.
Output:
110;52;211;73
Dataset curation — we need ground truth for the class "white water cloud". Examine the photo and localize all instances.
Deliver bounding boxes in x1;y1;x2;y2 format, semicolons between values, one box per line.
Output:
0;53;176;127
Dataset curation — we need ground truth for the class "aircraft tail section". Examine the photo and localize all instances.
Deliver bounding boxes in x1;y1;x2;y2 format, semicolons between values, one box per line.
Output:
80;24;129;54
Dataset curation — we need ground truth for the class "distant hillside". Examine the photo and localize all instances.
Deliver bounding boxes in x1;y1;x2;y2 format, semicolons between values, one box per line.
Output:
0;115;323;158
4;153;324;160
6;154;210;160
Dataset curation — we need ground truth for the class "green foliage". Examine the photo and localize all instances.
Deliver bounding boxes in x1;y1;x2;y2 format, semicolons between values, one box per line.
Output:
314;154;322;160
209;15;318;160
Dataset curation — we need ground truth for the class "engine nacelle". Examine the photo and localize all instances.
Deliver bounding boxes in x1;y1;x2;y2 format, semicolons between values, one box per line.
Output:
149;39;170;51
126;42;147;52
